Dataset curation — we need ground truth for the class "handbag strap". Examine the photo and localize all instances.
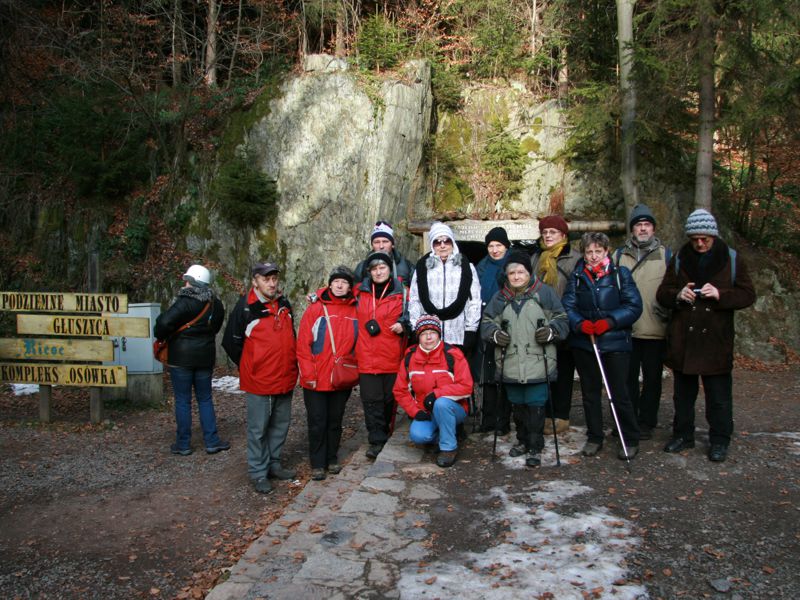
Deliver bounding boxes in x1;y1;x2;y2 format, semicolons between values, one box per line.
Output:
320;302;338;356
167;301;212;341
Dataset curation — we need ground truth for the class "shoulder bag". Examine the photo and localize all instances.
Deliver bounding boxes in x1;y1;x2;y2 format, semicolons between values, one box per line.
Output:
321;303;359;390
153;301;212;364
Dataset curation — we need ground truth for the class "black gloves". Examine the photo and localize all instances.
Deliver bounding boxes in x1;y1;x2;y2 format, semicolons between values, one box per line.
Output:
534;326;555;344
414;410;431;421
423;392;436;412
462;330;477;352
493;329;511;347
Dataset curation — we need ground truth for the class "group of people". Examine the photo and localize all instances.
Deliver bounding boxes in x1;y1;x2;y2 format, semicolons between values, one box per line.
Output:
154;207;756;494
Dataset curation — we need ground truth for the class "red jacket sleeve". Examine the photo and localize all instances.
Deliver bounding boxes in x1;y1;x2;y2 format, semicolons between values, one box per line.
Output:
392;353;421;417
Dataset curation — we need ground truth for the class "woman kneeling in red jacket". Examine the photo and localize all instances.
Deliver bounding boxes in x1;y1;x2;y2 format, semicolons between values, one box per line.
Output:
393;315;474;468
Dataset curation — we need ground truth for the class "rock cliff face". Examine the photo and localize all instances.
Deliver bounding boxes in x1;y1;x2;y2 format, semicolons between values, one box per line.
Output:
238;57;431;297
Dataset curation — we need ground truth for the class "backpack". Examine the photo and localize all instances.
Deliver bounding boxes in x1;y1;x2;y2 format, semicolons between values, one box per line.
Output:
403;343;456;375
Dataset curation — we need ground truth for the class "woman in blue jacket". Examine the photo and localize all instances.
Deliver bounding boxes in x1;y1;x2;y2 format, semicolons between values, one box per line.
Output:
562;232;643;460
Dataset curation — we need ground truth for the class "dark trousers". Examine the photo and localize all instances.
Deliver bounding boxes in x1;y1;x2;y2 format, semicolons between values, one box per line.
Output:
672;371;733;446
480;383;511;431
627;338;666;429
303;388;350;469
546;345;575;421
359;373;397;445
573;348;640;445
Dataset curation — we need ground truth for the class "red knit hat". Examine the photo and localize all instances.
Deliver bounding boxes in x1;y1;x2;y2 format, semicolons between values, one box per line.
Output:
538;215;569;236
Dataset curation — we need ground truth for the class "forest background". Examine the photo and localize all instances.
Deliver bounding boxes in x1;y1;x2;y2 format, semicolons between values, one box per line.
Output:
1;0;798;311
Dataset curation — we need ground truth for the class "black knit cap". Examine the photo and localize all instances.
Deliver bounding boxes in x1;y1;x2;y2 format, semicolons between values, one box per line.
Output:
485;226;511;248
505;250;532;274
366;251;393;272
328;265;355;287
629;204;656;231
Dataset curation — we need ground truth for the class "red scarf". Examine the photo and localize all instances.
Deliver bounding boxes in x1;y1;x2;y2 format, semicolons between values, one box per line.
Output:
584;257;611;281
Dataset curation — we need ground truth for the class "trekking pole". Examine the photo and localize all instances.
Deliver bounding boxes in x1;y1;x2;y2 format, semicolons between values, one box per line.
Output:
537;319;561;467
492;344;507;462
589;334;632;472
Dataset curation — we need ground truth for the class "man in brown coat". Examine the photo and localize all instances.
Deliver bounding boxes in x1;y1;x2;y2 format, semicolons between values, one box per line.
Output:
656;209;756;462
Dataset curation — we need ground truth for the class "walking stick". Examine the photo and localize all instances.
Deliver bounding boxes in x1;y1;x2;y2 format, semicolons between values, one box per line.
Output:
537;319;561;467
589;334;632;472
492;344;507;462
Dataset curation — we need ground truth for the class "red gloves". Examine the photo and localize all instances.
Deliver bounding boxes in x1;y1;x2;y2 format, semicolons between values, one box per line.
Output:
594;319;611;335
579;319;611;335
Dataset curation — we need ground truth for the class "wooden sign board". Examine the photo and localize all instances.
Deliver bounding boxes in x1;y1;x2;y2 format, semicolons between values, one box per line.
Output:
16;314;150;338
0;363;127;387
0;338;114;362
0;292;128;314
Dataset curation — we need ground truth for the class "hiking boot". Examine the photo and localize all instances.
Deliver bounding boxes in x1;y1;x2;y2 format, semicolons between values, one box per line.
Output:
205;440;231;454
663;437;695;453
525;452;542;468
365;444;384;459
581;441;603;457
268;465;297;480
311;468;327;481
327;463;343;475
618;445;639;460
436;450;457;468
252;477;273;494
509;443;528;457
170;444;192;456
708;444;728;462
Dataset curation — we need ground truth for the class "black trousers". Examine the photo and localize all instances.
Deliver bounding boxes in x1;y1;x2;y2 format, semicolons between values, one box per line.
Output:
546;344;575;421
303;388;350;469
627;338;666;429
573;348;640;445
359;373;397;445
480;383;511;431
672;371;733;446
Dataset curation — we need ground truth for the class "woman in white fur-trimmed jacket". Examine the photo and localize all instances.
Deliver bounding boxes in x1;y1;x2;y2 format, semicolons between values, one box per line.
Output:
408;222;481;353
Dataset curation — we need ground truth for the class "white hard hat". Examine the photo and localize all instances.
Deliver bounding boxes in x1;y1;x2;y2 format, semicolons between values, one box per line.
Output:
182;264;212;287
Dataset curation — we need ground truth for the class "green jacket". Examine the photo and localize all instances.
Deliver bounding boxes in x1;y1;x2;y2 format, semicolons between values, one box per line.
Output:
480;279;568;385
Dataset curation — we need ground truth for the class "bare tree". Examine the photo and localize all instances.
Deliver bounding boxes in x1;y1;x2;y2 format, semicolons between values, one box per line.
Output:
694;0;715;210
617;0;638;218
204;0;220;87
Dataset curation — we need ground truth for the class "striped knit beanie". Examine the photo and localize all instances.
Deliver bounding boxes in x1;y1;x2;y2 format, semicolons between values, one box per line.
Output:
371;221;395;244
685;209;719;237
415;314;442;335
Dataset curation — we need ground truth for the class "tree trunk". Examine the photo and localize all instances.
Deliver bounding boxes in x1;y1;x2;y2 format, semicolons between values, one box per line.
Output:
694;0;715;211
617;0;638;219
225;0;244;89
335;0;346;57
171;0;182;87
204;0;219;87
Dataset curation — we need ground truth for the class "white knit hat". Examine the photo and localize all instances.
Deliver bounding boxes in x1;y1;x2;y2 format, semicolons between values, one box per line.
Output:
685;209;719;237
428;222;460;255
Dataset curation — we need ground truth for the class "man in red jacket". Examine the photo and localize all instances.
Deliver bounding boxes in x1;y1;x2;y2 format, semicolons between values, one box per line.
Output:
393;315;474;468
223;262;298;494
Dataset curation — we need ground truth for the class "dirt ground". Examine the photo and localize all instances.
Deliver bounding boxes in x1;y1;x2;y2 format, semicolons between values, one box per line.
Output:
1;365;798;599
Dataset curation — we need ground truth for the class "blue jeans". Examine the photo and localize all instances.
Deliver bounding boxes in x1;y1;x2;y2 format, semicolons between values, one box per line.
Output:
169;366;222;450
409;397;466;452
246;392;293;480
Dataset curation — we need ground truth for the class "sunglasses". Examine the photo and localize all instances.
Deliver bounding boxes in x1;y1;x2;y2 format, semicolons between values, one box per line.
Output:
432;238;453;247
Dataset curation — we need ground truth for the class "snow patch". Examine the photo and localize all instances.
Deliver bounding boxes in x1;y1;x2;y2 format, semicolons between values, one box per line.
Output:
482;427;586;469
399;479;647;599
12;383;40;396
212;376;244;394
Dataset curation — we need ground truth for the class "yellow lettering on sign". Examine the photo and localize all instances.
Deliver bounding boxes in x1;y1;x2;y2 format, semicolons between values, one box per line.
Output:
0;363;126;387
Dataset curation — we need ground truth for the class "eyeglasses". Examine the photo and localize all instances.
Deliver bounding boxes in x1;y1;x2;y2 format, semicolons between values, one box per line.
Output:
432;238;452;247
